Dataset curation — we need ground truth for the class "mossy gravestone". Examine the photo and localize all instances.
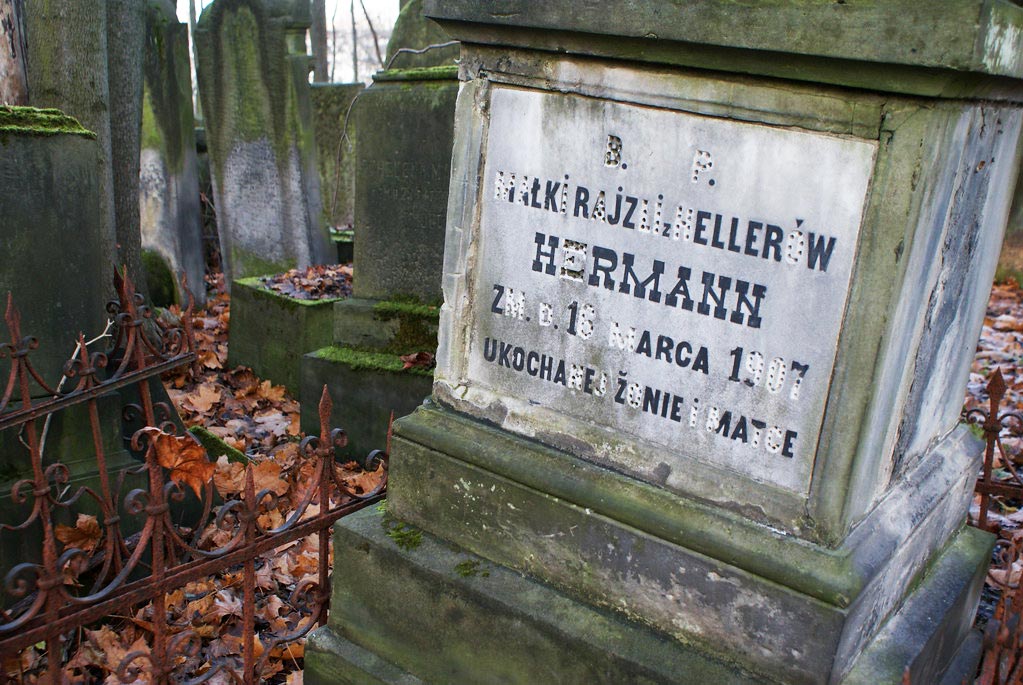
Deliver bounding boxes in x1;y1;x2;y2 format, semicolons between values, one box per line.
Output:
306;3;1023;684
298;5;456;459
0;108;141;577
195;0;331;283
140;0;205;307
310;82;363;232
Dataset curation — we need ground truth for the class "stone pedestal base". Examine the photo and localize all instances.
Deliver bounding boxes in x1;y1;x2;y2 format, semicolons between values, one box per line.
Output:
299;348;432;461
307;506;989;685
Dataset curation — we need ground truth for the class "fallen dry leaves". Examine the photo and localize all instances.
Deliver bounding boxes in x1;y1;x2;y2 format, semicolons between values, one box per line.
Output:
259;264;353;301
4;274;384;683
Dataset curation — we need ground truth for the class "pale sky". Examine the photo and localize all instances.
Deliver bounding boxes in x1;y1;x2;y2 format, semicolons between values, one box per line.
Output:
176;0;399;27
175;0;401;82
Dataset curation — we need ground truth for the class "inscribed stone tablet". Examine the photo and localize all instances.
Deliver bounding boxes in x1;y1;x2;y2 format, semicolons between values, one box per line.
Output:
465;87;876;494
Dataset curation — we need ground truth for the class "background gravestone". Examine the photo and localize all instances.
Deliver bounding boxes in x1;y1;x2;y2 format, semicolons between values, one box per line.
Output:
23;0;117;272
140;0;206;306
307;3;1023;684
310;81;363;253
298;2;456;460
195;0;331;283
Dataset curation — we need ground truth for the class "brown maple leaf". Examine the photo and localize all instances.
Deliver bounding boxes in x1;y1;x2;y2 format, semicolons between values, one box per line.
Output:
257;379;287;403
400;351;435;370
213;455;246;498
143;428;215;498
183;382;222;415
252;460;290;496
55;513;102;552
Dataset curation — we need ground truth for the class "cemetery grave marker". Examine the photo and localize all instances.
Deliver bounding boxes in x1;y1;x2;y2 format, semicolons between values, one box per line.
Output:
305;3;1023;683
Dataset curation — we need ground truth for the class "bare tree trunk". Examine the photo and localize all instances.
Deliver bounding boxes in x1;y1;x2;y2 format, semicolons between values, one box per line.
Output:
311;0;328;82
0;0;28;105
106;0;147;290
357;0;382;68
349;0;357;82
190;0;201;119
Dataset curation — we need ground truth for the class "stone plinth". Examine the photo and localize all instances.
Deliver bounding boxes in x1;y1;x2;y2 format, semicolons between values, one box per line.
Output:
195;0;331;282
227;277;341;392
0;109;107;388
300;298;439;459
351;66;457;303
311;83;363;230
140;0;205;306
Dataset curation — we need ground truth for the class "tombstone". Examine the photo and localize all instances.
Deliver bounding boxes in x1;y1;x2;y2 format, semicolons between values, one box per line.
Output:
0;108;141;577
23;0;117;270
310;81;363;248
140;0;206;307
0;108;108;388
194;0;332;283
306;4;1023;684
298;5;457;457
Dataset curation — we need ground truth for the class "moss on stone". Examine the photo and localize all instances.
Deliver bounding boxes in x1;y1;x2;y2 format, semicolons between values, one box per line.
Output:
189;425;250;464
373;300;439;320
454;559;490;578
0;106;95;138
384;520;422;550
311;346;434;377
374;65;459;82
236;275;346;308
143;249;177;307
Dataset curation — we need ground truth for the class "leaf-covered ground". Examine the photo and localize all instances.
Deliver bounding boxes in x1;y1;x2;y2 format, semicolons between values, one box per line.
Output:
4;273;382;683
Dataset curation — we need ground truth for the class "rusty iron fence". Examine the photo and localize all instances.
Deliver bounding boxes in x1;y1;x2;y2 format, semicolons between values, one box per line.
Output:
0;272;385;683
964;368;1023;685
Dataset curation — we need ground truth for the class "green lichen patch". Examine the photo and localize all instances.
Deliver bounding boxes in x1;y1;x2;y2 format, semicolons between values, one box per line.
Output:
189;425;249;464
311;346;434;378
373;65;459;83
373;299;440;320
0;106;95;139
454;559;490;578
384;520;423;550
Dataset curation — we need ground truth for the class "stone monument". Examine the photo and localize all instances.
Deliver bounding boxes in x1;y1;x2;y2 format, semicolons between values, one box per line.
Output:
307;3;1023;684
195;0;332;283
298;2;457;458
140;0;206;306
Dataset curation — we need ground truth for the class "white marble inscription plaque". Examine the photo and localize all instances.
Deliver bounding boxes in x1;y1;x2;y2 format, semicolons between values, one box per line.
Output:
465;87;876;493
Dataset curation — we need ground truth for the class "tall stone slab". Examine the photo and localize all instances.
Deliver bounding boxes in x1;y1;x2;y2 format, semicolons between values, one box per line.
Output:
0;108;107;387
195;0;331;282
298;4;458;458
311;81;363;231
23;0;117;269
140;0;206;306
307;3;1023;684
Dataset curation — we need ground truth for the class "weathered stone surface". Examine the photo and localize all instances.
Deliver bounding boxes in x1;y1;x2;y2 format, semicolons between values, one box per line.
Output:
299;347;431;460
469;86;874;496
309;506;991;685
310;507;763;685
0;124;107;387
312;7;1022;684
424;0;1023;99
331;298;439;352
387;403;981;683
23;0;117;266
434;49;1019;543
195;0;331;282
140;0;205;306
352;67;457;302
311;82;363;229
227;277;340;391
385;0;458;70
